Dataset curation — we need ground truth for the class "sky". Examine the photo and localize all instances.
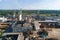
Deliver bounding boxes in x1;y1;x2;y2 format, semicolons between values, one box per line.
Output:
0;0;60;10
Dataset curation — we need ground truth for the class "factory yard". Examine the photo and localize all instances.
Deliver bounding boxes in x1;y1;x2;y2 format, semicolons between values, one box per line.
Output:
46;28;60;40
0;10;60;40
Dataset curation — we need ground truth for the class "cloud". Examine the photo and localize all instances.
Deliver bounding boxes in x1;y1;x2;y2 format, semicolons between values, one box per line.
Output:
22;0;60;10
0;0;2;2
0;0;60;10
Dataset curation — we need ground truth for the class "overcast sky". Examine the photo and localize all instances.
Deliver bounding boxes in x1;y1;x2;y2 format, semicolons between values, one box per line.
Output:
0;0;60;10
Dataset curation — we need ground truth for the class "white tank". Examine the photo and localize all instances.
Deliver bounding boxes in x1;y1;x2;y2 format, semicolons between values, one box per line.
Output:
0;16;7;22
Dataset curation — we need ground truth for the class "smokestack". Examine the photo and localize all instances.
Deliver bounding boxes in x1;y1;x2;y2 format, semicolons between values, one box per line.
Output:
19;9;22;21
19;14;22;21
13;12;16;18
